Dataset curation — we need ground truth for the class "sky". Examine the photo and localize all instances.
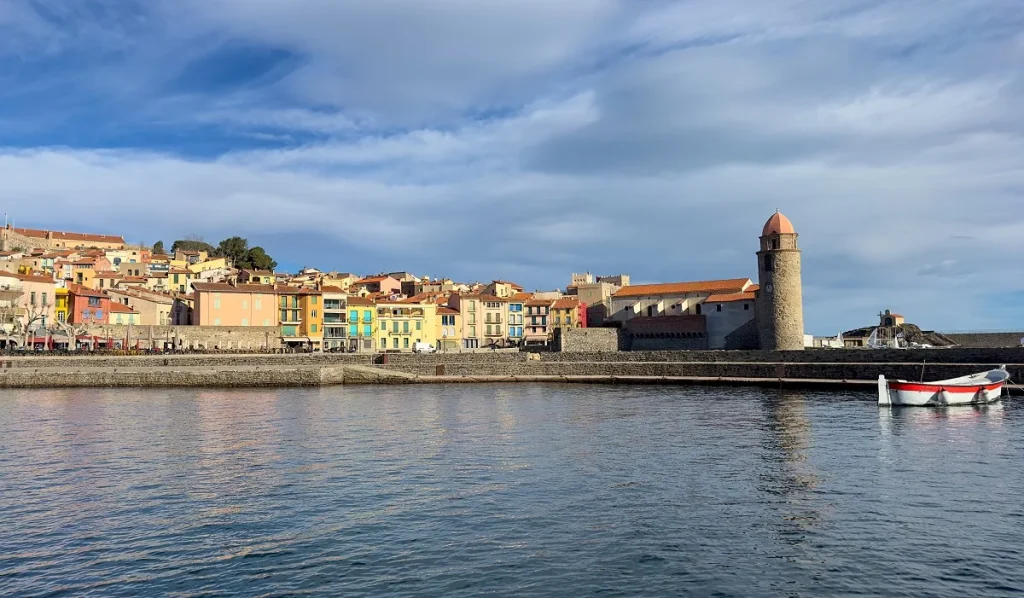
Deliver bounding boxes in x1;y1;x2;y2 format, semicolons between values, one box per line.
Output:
1;0;1022;334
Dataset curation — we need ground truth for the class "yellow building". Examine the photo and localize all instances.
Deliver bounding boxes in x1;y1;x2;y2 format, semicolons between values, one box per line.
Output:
239;269;277;285
551;297;583;330
277;287;323;351
188;257;229;275
347;296;376;352
377;296;438;351
55;288;69;324
169;268;196;294
437;306;462;351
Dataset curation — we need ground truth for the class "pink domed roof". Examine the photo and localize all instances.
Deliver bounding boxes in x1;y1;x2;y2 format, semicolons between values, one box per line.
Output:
762;211;796;236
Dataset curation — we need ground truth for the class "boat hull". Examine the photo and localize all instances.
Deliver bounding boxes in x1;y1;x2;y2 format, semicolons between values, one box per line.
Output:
886;381;1003;406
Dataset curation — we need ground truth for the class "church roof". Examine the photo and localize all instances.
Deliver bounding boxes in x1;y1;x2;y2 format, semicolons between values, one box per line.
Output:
762;211;796;236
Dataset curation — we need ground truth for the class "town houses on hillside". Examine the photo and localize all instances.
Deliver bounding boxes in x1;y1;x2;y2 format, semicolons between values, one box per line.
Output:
0;210;805;352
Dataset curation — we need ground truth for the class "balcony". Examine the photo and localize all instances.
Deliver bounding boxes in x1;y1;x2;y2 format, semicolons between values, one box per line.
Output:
324;314;347;324
324;300;346;311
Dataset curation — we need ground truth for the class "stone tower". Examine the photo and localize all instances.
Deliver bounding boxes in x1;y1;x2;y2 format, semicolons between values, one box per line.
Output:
756;210;804;351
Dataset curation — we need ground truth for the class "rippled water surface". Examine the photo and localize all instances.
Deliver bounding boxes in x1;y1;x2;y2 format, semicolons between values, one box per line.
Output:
1;385;1022;597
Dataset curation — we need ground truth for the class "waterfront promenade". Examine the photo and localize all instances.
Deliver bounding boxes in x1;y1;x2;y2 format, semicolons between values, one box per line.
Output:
2;348;1022;390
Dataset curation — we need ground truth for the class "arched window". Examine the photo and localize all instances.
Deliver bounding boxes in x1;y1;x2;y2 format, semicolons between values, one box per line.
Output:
764;254;775;272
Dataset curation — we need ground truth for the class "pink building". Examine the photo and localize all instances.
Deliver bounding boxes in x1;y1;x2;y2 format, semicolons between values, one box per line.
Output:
0;272;57;331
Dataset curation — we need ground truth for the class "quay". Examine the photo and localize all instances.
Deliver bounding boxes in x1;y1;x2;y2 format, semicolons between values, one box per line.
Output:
1;348;1022;392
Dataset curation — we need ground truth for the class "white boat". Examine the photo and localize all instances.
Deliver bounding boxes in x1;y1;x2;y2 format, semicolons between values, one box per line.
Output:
878;366;1010;406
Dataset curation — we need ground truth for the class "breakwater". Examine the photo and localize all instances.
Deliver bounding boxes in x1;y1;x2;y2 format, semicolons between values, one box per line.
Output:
2;348;1022;389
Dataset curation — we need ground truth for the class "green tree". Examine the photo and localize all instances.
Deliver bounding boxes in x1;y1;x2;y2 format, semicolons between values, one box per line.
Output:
152;240;165;254
243;246;277;271
215;236;250;266
170;239;216;254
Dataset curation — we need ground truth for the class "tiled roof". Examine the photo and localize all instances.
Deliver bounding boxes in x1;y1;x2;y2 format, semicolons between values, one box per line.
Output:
437;306;459;315
10;227;125;245
0;272;55;284
509;292;534;302
320;285;345;293
355;275;393;284
552;297;581;309
526;298;554;307
94;272;123;278
347;296;376;306
612;278;752;298
191;282;277;293
108;302;137;314
704;291;757;303
67;284;106;298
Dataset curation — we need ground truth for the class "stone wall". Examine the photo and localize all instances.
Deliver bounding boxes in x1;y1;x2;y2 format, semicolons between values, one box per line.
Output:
81;324;283;350
553;328;619;353
943;332;1024;348
0;228;49;252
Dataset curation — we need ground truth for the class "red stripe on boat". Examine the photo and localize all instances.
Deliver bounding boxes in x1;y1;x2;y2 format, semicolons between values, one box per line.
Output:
889;381;1002;393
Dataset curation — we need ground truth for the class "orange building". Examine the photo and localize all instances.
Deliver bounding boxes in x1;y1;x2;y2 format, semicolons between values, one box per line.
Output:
191;282;278;327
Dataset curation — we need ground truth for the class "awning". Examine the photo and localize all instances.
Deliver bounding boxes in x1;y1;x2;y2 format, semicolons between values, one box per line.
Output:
281;337;312;343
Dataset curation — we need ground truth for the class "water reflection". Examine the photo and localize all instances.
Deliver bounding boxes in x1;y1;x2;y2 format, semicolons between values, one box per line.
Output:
759;390;822;545
879;402;1005;436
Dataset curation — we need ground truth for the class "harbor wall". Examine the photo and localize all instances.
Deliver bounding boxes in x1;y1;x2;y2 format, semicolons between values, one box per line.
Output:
1;348;1023;388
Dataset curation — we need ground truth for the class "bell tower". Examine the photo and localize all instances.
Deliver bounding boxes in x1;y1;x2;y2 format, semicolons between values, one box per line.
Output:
756;210;804;351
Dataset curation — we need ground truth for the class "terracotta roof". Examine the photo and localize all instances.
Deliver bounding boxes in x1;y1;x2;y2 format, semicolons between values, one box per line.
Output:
67;284;106;298
168;268;192;274
552;297;581;309
94;272;123;278
108;302;137;314
149;272;168;278
762;211;796;236
9;227;124;245
704;291;757;303
0;272;55;284
612;278;752;298
191;282;277;293
437;306;459;315
320;285;345;293
526;298;554;307
355;275;395;284
509;292;534;302
347;296;376;306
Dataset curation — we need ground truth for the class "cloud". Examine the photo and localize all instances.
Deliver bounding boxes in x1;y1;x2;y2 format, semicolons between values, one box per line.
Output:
1;0;1023;333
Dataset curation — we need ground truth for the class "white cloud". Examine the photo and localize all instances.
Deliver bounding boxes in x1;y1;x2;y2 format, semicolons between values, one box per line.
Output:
1;0;1023;332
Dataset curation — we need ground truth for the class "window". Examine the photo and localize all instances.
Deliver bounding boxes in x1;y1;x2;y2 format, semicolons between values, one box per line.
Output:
116;314;123;324
403;338;409;349
312;296;318;305
58;312;66;323
393;337;399;349
380;338;387;348
88;297;101;307
554;317;561;325
255;298;262;310
173;274;179;284
350;324;358;337
469;325;476;337
744;303;750;311
292;297;299;309
213;299;221;310
95;310;103;320
263;319;270;326
281;310;288;322
393;321;399;333
242;318;249;326
281;296;289;308
292;310;300;322
763;254;774;272
214;318;221;326
403;322;409;333
350;310;358;323
363;312;372;323
311;310;317;318
30;292;36;305
716;304;722;312
363;325;371;337
242;299;248;309
311;324;318;333
696;304;702;315
416;321;421;330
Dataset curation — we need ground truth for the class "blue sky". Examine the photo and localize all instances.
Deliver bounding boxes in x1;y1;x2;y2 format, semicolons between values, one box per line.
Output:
1;0;1023;334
